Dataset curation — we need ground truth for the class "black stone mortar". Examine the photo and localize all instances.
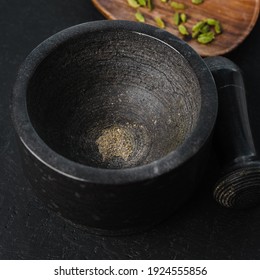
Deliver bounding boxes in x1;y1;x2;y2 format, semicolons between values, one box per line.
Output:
11;20;218;235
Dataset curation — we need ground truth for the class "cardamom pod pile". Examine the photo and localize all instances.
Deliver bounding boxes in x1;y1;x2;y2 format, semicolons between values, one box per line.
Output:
127;0;222;44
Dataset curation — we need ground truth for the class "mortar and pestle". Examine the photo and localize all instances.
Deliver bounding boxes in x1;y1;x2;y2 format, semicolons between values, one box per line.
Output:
11;20;260;234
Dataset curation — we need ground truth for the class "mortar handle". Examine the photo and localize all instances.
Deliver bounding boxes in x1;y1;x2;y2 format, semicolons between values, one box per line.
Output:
204;56;260;209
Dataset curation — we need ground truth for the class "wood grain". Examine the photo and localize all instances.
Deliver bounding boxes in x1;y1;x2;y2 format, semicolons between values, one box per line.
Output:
92;0;260;56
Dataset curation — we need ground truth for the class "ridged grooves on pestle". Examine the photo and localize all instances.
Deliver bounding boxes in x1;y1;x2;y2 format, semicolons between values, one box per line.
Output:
214;166;260;209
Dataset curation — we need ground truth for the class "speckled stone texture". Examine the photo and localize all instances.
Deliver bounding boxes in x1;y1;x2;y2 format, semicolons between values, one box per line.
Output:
27;30;201;169
12;21;217;233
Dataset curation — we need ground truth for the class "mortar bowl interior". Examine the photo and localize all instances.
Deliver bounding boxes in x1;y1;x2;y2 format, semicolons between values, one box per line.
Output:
27;29;201;169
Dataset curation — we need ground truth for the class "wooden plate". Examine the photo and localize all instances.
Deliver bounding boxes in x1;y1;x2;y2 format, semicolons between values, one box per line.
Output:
92;0;260;56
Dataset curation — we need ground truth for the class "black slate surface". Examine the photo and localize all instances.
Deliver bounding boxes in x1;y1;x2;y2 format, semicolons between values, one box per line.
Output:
1;0;260;259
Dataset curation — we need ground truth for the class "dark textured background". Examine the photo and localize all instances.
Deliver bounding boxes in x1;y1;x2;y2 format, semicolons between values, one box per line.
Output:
1;0;260;259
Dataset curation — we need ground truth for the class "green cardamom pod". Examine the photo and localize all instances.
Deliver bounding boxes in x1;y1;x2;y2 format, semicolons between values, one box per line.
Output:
206;18;217;26
201;24;210;33
178;24;189;35
192;20;206;32
197;31;215;44
173;12;180;25
170;1;186;10
192;0;204;4
127;0;140;8
215;21;222;34
180;13;187;23
137;0;146;6
135;11;145;22
147;0;153;10
155;17;165;28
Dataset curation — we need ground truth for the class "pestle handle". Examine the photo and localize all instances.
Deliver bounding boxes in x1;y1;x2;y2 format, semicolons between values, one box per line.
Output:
204;56;260;209
205;56;256;167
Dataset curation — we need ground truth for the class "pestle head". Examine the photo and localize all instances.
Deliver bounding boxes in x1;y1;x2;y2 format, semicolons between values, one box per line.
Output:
214;162;260;209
